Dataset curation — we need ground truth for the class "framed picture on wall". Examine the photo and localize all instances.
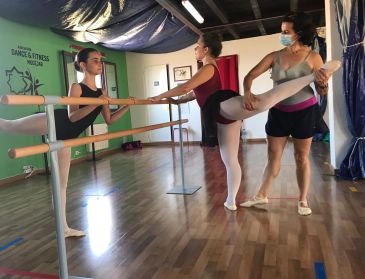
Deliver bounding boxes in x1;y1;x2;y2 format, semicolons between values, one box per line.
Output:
173;66;192;82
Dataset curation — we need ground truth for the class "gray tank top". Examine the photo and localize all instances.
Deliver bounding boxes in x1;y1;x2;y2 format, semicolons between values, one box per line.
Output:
271;51;315;106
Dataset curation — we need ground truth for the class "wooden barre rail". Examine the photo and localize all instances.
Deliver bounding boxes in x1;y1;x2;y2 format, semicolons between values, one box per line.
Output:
8;119;188;159
1;95;173;106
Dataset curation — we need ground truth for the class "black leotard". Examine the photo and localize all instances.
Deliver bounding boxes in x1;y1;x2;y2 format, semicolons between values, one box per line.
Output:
54;83;103;140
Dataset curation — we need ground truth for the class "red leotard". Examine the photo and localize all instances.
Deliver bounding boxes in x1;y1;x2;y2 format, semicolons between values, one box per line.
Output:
193;65;236;124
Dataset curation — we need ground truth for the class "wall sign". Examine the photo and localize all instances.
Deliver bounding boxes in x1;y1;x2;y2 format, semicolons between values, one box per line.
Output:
4;45;49;95
10;45;50;67
5;66;43;95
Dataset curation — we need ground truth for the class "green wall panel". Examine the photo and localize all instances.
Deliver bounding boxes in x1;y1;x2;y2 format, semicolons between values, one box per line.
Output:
0;16;132;180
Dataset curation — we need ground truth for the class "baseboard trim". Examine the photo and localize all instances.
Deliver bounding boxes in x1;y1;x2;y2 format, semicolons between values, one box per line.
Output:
246;138;266;143
0;148;122;187
0;169;45;187
71;148;121;165
142;141;201;147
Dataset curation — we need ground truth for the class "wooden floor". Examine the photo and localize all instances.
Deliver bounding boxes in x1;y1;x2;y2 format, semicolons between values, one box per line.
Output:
0;142;364;279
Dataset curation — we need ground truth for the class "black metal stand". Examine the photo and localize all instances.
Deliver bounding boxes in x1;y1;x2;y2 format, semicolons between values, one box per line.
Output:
87;124;100;162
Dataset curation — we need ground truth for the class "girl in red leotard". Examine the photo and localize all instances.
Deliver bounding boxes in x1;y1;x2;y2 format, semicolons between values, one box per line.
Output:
150;33;340;211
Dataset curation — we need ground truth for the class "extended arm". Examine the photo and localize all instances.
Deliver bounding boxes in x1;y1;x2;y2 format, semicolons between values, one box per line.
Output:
243;51;276;110
310;52;329;96
150;65;215;101
101;89;130;125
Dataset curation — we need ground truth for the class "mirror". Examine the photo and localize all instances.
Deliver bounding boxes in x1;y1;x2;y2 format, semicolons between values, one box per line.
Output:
61;50;104;95
103;62;119;110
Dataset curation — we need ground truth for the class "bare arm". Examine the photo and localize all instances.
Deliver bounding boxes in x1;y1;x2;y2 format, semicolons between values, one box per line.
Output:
310;52;329;96
100;89;130;125
243;51;277;110
150;65;215;101
68;83;101;123
178;91;196;103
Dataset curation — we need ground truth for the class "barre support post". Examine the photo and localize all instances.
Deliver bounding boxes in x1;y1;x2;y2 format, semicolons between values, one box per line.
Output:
45;105;91;279
45;104;69;279
167;103;201;195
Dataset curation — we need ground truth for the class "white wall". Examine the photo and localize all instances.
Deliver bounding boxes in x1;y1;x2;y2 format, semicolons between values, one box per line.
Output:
126;34;282;142
220;35;282;139
325;0;352;168
126;47;202;142
126;1;351;170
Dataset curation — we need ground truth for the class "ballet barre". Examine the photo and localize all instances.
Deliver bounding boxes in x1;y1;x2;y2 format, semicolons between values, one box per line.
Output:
8;119;187;159
1;94;172;106
2;94;195;279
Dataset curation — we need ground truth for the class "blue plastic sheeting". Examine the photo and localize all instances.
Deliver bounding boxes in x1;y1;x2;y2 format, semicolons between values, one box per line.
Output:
335;0;365;179
0;0;198;53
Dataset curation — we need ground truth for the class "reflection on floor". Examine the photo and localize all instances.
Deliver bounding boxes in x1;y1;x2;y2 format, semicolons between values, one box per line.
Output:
0;142;364;279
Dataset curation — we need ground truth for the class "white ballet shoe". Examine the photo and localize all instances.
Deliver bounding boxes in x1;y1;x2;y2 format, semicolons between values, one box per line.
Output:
224;201;237;211
321;60;342;74
240;196;268;207
298;201;312;216
64;228;86;238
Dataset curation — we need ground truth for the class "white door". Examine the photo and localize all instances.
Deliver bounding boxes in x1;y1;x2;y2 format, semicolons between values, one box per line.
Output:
144;65;171;142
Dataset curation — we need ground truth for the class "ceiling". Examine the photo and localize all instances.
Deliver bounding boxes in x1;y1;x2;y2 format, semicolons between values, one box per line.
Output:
0;0;326;53
158;0;326;41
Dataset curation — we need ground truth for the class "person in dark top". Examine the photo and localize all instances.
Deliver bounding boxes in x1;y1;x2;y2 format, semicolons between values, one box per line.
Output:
0;48;130;237
150;33;340;211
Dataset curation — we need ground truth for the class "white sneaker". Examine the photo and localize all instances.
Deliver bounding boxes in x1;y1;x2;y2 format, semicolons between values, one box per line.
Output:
224;201;237;211
298;201;312;216
240;196;269;207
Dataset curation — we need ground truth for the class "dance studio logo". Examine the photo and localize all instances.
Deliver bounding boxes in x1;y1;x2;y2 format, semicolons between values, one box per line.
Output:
5;66;43;95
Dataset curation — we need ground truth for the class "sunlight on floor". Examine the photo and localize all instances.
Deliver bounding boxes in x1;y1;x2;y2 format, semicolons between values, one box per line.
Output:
87;196;112;256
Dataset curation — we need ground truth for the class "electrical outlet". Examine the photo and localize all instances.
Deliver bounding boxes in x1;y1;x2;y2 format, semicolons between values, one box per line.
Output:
23;165;33;174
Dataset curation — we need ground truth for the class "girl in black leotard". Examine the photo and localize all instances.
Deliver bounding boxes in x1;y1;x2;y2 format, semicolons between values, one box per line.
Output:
0;48;130;237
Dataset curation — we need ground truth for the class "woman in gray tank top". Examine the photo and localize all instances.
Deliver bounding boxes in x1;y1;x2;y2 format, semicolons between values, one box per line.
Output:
240;12;331;215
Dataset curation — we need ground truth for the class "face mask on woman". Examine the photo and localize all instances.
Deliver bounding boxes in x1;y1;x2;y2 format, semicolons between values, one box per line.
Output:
279;34;294;46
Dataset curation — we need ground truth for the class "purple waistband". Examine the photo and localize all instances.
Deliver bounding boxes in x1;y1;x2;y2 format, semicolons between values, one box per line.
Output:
274;96;317;112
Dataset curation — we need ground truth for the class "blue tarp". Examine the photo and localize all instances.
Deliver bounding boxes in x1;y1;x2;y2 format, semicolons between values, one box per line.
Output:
335;0;365;179
0;0;198;53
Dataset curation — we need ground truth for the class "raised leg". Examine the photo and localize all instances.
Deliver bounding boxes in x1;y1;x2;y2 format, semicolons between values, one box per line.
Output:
220;74;314;120
220;60;341;121
0;113;48;135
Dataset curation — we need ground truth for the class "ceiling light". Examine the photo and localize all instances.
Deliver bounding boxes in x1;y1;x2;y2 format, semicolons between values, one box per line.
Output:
182;0;204;24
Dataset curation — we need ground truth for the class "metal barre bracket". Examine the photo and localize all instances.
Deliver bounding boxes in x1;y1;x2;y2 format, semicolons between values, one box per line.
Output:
47;141;65;152
44;96;61;105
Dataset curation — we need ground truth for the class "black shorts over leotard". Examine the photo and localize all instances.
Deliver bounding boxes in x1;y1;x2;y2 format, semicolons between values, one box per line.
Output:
265;104;318;139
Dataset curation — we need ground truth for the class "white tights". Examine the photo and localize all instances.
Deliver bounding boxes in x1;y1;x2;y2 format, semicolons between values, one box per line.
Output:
217;121;242;207
0;114;73;232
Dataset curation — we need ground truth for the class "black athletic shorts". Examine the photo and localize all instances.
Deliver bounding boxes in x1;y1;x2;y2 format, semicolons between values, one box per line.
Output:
265;104;318;139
